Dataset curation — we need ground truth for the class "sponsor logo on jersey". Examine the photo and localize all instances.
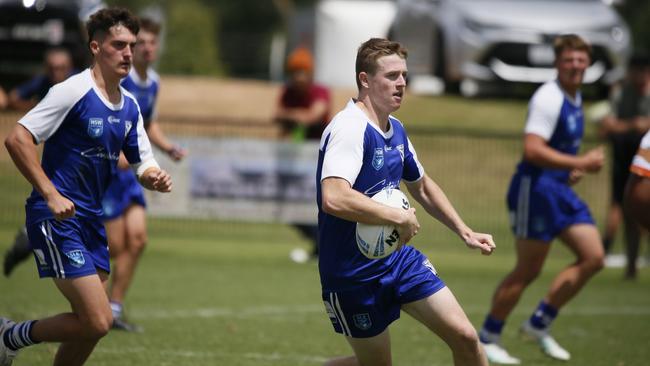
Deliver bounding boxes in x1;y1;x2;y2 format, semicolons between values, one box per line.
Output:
353;313;372;330
65;250;85;268
567;114;577;132
372;148;384;170
108;116;120;124
80;147;119;161
88;118;103;138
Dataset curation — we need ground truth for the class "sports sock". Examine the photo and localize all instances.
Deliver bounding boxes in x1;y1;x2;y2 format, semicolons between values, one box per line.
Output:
529;300;558;330
479;314;504;343
2;320;39;351
110;301;123;319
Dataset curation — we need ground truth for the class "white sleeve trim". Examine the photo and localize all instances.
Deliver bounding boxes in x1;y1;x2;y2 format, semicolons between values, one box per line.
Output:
17;71;90;143
524;82;563;141
133;157;160;178
320;111;366;186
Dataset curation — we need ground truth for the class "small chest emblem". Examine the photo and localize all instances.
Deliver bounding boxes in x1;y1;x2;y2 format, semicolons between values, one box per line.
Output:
372;147;384;170
88;118;103;138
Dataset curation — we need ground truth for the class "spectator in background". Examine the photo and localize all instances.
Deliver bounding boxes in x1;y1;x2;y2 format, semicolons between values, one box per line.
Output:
0;86;8;110
598;51;650;279
625;130;650;232
274;46;331;262
8;47;75;110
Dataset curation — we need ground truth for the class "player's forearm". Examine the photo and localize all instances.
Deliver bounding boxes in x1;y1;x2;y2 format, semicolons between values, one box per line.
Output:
5;126;59;199
321;178;404;226
524;138;584;171
407;175;469;237
147;121;174;152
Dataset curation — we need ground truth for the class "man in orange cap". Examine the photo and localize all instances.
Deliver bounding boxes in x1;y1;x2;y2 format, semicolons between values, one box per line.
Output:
274;46;331;261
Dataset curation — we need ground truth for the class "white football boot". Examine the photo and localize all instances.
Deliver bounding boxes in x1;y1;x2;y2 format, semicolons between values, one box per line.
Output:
520;320;570;361
481;341;521;364
0;318;17;366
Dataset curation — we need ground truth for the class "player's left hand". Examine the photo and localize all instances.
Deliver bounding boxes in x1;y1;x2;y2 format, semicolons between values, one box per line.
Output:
568;168;585;185
141;168;172;192
167;145;187;162
462;231;496;255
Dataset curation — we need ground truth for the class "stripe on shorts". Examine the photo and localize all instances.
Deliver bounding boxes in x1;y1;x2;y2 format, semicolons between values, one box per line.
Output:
330;293;351;336
516;176;531;237
40;221;65;278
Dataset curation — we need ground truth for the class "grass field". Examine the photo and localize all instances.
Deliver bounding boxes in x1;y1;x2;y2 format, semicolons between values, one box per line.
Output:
1;219;648;366
0;90;649;365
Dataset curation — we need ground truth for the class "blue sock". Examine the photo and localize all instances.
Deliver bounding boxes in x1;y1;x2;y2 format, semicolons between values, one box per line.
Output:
2;320;39;351
529;301;558;330
479;315;505;343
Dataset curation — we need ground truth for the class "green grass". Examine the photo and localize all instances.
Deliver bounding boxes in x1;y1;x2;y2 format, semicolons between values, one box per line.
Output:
1;219;648;366
0;95;647;365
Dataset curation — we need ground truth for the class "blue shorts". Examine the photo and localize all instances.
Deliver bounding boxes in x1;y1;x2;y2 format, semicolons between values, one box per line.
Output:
102;169;146;221
322;249;445;338
26;218;110;279
507;173;594;242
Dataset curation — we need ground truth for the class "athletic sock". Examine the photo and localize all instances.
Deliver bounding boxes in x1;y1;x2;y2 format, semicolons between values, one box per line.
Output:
2;320;40;351
110;301;123;319
529;301;558;330
479;314;504;343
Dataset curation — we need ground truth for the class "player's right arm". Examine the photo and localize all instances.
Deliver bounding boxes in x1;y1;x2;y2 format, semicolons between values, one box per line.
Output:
4;125;75;220
321;177;419;245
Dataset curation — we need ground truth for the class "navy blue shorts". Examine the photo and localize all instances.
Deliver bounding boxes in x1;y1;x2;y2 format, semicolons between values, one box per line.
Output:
26;217;109;279
507;174;594;242
322;249;445;338
102;169;146;221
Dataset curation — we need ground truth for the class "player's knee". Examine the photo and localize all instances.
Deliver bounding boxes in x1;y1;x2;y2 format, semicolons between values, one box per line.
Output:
449;325;480;353
128;232;148;252
82;313;112;339
583;254;605;274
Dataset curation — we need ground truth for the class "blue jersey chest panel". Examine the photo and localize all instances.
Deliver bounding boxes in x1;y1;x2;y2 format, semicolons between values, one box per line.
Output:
121;76;158;124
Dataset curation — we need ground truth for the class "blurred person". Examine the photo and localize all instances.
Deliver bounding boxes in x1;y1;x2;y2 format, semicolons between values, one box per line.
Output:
102;16;186;332
0;86;8;110
598;52;650;278
0;8;172;366
274;46;331;262
478;34;605;364
625;130;650;232
318;38;495;366
8;48;75;110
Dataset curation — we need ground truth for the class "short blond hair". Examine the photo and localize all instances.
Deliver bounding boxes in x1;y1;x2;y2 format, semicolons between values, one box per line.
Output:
554;34;592;59
355;38;408;89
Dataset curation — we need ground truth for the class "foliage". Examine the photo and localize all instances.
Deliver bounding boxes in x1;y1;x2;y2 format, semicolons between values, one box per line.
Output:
616;0;650;53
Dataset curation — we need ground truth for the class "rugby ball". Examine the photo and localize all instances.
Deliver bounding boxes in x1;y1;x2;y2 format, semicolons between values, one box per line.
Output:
356;188;411;259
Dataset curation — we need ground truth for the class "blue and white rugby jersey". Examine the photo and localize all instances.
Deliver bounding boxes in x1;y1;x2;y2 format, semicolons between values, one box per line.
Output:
516;80;585;183
120;67;159;127
18;68;159;224
317;100;424;290
121;67;160;129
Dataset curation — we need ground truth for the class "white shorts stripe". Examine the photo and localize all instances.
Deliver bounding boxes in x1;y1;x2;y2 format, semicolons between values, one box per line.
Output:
516;176;531;237
331;293;351;336
41;221;65;278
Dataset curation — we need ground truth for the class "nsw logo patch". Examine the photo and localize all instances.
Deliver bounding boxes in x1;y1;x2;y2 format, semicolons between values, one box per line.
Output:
65;250;85;268
372;147;384;170
88;118;103;138
353;313;372;330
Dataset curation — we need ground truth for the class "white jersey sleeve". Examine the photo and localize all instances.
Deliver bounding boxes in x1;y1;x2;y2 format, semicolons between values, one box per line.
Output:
17;71;89;143
524;81;564;141
320;112;367;186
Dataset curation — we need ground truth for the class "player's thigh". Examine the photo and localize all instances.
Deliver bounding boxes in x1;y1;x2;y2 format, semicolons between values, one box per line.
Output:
558;224;604;262
514;238;551;278
345;328;392;366
401;286;475;343
104;216;126;255
124;204;147;248
54;272;111;322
